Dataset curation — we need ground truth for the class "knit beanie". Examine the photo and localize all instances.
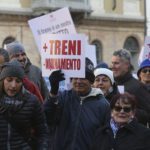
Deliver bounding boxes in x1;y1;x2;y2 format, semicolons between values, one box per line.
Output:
137;59;150;77
85;57;95;83
94;68;114;85
95;62;109;69
6;40;26;58
0;60;24;80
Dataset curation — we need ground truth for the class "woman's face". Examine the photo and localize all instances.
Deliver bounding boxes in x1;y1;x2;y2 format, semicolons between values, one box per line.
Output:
4;77;23;97
94;75;112;94
139;67;150;84
111;99;135;126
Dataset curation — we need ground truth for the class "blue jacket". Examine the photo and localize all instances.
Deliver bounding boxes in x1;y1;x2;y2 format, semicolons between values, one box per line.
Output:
44;88;110;150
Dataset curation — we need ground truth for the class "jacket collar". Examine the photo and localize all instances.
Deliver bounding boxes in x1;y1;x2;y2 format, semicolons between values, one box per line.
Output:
102;118;138;135
72;87;103;101
115;71;132;85
24;58;31;73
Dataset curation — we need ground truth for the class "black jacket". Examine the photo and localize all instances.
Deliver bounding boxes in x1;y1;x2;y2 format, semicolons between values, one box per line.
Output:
91;119;150;150
0;88;49;150
115;71;150;125
105;83;119;102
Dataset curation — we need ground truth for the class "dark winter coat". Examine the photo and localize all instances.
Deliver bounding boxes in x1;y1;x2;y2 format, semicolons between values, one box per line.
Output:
0;88;49;150
115;71;150;125
105;83;119;103
44;88;110;150
24;58;49;100
91;118;150;150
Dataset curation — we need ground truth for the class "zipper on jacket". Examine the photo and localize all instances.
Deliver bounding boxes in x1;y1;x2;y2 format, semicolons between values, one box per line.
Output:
70;99;83;150
7;123;11;150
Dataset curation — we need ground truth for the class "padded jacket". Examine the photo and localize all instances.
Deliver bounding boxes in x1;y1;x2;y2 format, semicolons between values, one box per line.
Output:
0;88;49;150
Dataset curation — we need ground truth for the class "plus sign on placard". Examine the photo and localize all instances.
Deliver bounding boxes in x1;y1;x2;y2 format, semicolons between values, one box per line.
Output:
43;43;48;52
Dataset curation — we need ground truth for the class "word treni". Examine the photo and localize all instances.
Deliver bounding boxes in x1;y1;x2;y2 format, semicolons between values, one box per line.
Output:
45;58;81;70
49;40;81;55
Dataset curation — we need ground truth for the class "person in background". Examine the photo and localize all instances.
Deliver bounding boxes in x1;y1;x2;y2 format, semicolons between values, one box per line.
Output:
95;61;109;69
111;49;150;126
44;58;110;150
6;40;49;100
94;67;118;102
137;59;150;93
0;48;43;103
91;93;150;150
0;60;49;149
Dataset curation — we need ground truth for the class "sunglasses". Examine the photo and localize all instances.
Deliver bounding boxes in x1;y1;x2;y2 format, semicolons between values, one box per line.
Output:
113;106;132;113
141;69;150;73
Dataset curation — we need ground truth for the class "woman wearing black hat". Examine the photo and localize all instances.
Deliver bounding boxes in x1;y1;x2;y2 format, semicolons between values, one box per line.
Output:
0;60;49;150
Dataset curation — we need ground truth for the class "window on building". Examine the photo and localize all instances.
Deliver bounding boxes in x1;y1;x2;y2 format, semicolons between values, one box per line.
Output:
2;36;16;49
123;36;139;53
91;40;102;64
123;36;139;72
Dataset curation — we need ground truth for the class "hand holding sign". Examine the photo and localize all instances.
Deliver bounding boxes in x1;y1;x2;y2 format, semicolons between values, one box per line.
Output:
49;70;65;95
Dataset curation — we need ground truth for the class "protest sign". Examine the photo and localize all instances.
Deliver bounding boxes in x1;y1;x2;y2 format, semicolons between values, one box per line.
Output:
85;45;96;67
41;34;86;79
28;7;76;53
138;36;150;64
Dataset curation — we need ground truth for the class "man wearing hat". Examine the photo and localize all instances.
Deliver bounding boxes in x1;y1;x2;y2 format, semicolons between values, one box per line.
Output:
137;59;150;93
6;40;49;100
44;57;110;150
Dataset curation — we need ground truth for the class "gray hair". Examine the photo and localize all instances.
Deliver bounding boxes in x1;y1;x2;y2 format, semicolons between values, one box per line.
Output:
0;48;9;63
113;49;131;63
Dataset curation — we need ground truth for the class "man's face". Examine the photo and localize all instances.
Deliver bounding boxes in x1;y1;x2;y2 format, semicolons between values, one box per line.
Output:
111;56;129;78
72;78;91;96
11;52;27;66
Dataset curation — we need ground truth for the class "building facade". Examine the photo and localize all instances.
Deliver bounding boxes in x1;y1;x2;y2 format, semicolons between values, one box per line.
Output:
0;0;145;71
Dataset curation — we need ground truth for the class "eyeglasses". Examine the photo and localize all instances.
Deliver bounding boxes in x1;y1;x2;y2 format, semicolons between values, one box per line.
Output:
141;69;150;73
113;106;132;113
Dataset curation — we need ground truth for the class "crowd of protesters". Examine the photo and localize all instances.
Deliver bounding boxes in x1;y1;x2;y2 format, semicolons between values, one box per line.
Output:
0;40;150;150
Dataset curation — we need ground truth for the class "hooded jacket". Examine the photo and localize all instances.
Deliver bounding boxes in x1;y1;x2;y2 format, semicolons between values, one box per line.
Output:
44;88;110;150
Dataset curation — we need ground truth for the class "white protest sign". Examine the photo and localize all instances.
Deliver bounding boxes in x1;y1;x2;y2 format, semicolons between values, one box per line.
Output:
138;36;150;64
41;34;86;78
28;7;76;53
85;45;96;67
118;85;124;94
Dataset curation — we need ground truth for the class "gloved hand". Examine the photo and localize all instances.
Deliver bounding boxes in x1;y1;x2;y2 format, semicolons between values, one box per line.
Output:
49;70;65;95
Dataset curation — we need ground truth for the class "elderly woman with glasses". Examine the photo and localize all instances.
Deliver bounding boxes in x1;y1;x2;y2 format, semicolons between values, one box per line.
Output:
91;93;150;150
